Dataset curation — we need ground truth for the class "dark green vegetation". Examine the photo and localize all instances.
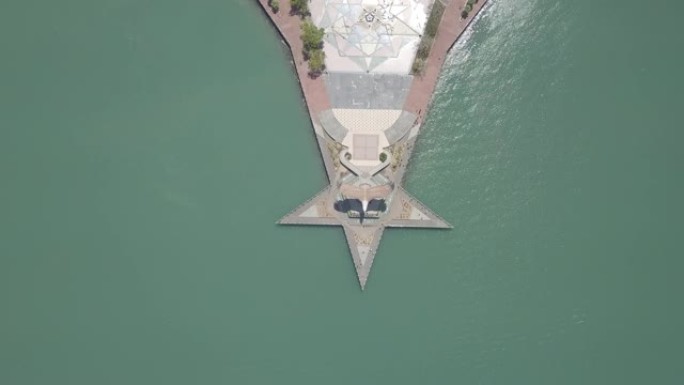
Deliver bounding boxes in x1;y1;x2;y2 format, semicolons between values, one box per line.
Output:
300;20;326;76
290;0;309;17
379;152;388;162
424;1;445;38
300;20;324;52
412;58;425;74
291;0;326;76
307;49;325;76
268;0;279;13
411;1;445;74
417;38;432;59
462;0;478;18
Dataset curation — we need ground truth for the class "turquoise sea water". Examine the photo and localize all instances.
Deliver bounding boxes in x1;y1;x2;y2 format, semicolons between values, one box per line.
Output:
1;0;682;383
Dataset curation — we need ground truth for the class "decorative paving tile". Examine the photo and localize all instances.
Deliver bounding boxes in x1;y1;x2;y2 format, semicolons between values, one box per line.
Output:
313;0;434;74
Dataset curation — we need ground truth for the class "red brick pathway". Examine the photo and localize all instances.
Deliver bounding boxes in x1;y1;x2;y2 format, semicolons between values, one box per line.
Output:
256;0;332;123
404;0;488;120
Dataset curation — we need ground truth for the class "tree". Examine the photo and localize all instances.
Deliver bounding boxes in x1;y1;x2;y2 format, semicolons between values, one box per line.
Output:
268;0;279;13
379;152;388;162
300;20;325;56
461;10;469;19
308;49;325;76
290;0;309;16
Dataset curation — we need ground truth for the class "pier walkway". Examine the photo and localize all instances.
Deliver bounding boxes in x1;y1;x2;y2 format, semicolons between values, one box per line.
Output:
257;0;488;289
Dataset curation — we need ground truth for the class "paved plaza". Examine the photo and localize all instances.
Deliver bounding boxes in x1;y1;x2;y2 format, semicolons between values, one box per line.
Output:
311;0;434;74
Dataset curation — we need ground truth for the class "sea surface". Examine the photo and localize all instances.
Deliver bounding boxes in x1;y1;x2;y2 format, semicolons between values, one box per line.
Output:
1;0;682;383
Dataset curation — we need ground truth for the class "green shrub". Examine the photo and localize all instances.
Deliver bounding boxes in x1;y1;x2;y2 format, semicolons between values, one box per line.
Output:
290;0;309;16
269;0;279;13
308;49;325;76
461;10;469;18
465;4;473;12
424;1;445;38
379;152;388;162
467;0;475;5
300;20;325;54
417;37;432;59
412;58;425;75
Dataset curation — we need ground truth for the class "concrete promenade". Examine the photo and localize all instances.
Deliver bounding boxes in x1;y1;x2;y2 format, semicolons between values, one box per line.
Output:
256;0;489;289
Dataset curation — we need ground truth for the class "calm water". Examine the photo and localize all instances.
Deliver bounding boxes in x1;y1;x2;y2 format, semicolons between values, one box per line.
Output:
1;0;682;383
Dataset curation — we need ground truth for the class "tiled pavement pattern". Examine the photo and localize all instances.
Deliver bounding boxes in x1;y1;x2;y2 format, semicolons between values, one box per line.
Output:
311;0;434;74
325;73;413;109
